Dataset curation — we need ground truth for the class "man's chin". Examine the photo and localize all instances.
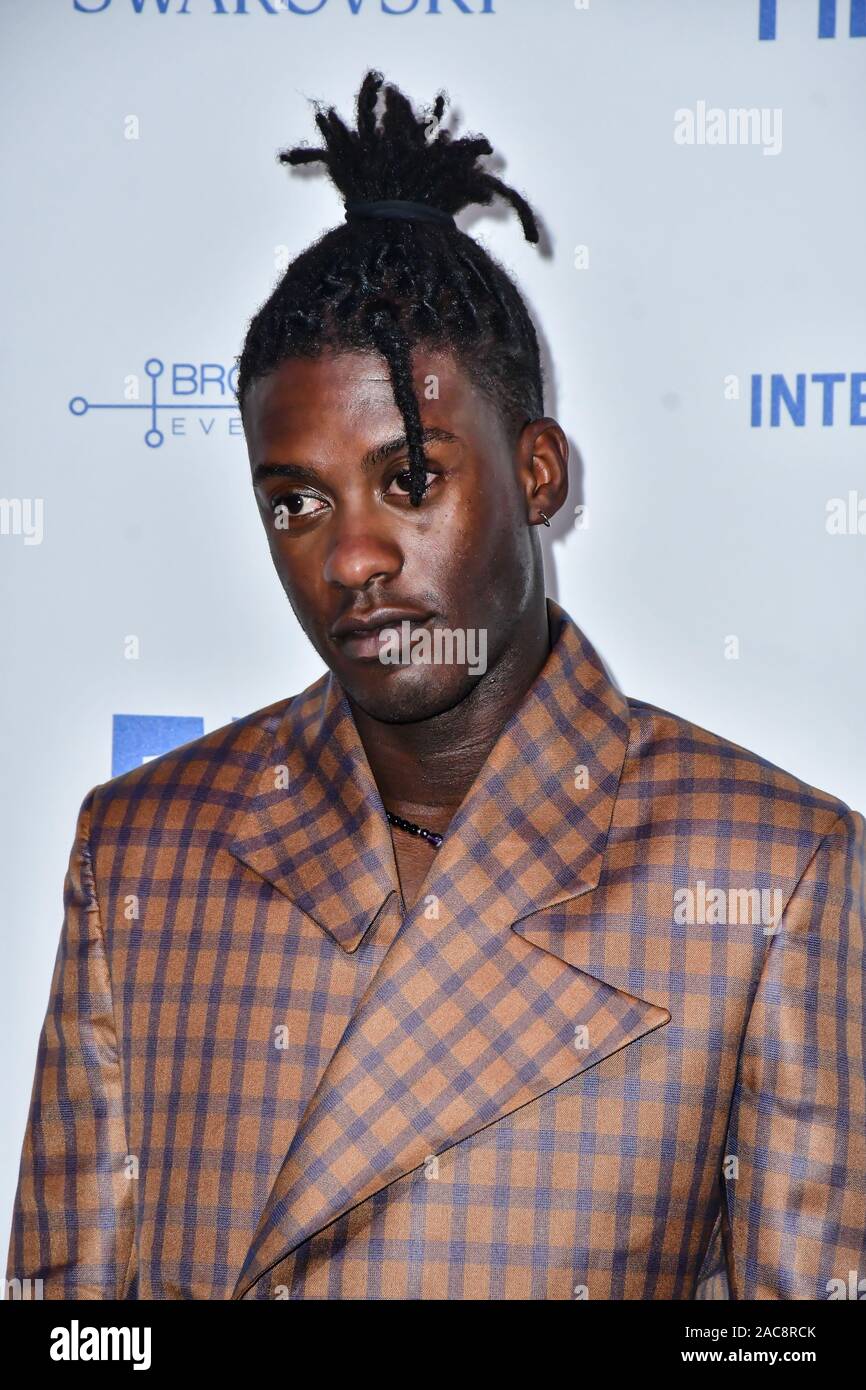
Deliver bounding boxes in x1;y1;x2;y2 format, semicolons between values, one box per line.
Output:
338;662;481;725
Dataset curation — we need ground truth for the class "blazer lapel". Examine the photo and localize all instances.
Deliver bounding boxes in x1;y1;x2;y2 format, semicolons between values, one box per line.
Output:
232;601;671;1298
227;668;400;952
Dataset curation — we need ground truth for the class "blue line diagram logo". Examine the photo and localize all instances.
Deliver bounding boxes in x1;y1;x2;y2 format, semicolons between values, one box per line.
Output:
69;357;240;448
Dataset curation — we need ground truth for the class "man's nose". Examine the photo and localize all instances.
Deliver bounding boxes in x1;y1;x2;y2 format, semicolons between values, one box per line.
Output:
321;525;403;591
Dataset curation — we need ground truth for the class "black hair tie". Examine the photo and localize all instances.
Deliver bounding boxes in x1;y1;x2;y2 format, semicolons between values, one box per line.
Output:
344;198;456;229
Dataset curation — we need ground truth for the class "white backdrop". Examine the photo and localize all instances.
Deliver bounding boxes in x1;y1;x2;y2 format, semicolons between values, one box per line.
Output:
2;0;864;1269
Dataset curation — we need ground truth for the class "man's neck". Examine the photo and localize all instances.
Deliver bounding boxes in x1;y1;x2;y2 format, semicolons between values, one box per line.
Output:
348;597;553;835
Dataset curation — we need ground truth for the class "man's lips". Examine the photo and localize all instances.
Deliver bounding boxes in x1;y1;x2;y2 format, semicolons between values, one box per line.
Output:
329;607;435;662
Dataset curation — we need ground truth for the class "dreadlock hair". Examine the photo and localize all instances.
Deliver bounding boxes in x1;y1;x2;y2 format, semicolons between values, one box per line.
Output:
235;69;544;507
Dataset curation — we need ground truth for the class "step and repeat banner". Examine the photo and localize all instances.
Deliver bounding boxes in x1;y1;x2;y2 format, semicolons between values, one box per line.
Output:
2;0;864;1261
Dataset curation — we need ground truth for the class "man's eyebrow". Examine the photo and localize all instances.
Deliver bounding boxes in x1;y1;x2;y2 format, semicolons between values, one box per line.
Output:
361;425;459;470
252;426;459;485
252;461;321;486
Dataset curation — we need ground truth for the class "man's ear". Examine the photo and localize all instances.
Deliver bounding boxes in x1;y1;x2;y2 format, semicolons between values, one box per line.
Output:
516;417;569;526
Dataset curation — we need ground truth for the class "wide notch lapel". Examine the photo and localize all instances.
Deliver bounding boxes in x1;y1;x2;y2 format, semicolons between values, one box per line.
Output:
227;670;400;952
232;602;671;1299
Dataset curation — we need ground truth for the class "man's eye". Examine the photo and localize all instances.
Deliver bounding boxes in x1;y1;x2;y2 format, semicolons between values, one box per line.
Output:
270;491;326;518
385;469;437;497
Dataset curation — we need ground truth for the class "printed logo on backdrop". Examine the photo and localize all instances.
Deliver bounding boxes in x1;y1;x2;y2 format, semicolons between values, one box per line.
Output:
113;714;206;776
69;358;241;448
748;373;866;427
67;0;866;29
759;0;866;39
722;370;866;540
112;714;253;774
73;0;495;15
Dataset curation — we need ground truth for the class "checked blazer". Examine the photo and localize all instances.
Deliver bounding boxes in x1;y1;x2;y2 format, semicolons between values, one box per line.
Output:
7;600;866;1300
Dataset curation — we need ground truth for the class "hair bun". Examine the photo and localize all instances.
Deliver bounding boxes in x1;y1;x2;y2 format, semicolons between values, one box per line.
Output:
279;68;539;245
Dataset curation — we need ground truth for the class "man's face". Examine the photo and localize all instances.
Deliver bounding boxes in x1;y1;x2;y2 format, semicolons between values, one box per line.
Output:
243;347;540;723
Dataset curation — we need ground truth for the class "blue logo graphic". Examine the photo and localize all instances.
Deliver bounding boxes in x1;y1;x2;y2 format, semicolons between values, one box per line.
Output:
69;357;240;448
112;713;205;776
750;372;866;426
759;0;866;39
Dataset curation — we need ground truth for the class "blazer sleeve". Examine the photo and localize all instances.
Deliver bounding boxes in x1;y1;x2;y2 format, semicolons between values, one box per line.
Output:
6;787;137;1299
722;806;866;1299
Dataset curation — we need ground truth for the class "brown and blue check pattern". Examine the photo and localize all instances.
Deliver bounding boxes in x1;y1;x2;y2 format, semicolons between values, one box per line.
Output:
7;600;865;1299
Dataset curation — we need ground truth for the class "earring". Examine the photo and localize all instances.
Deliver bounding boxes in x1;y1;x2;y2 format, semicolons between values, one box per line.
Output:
539;511;551;527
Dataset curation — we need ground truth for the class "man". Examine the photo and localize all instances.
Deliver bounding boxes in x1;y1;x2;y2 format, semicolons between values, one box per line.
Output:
8;71;865;1300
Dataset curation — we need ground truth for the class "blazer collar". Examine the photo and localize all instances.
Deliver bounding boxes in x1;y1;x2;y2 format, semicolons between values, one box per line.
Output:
228;598;631;952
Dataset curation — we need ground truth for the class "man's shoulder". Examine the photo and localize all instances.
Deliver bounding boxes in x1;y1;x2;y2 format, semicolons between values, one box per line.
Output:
622;693;855;841
84;678;326;823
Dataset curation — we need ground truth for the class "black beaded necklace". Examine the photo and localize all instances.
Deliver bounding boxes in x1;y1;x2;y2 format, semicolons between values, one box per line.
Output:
385;809;444;850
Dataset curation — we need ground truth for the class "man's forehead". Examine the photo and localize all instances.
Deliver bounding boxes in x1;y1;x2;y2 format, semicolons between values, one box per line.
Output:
244;348;474;445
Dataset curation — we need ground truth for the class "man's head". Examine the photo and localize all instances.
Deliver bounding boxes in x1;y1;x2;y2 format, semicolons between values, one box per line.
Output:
236;70;567;722
244;344;566;722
